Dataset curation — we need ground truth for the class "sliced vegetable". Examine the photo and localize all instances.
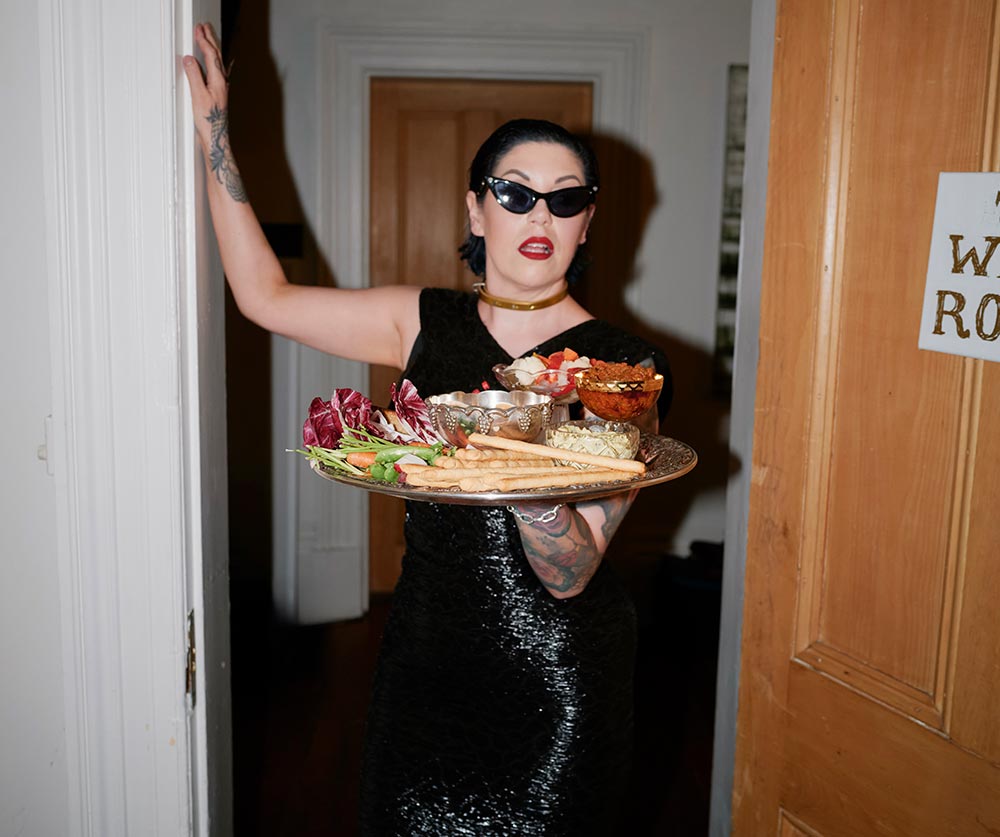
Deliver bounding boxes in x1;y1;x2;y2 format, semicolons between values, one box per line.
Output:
347;451;378;468
293;445;367;476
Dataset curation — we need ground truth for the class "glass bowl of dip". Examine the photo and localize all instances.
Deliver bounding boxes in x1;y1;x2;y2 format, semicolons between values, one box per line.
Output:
545;419;641;469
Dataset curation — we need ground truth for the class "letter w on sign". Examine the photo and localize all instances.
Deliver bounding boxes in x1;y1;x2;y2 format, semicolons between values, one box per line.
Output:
949;234;1000;275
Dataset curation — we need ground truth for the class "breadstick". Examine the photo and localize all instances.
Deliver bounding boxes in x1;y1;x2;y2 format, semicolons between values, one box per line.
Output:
402;462;555;476
454;447;549;461
466;433;645;474
437;457;556;469
457;469;630;492
408;465;581;484
406;473;462;488
398;463;431;475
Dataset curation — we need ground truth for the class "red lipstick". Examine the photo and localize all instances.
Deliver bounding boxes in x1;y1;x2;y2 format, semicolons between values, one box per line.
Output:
518;236;554;260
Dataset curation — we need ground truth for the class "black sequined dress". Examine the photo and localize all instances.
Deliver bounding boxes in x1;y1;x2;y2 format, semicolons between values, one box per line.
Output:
359;288;672;836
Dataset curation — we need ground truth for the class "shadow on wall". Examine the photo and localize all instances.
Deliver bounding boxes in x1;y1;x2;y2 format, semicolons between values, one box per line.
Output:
222;0;337;617
581;131;741;593
579;133;736;834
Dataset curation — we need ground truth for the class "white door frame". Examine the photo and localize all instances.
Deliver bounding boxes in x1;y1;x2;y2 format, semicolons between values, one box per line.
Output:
37;0;231;833
709;0;775;833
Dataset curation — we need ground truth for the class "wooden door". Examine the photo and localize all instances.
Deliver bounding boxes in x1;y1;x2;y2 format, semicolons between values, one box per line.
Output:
734;1;1000;834
368;78;593;593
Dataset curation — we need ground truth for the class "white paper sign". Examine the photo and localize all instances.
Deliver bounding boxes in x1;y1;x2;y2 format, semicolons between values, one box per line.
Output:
919;172;1000;362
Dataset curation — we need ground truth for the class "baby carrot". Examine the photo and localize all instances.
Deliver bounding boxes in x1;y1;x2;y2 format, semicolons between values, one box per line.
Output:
346;451;378;468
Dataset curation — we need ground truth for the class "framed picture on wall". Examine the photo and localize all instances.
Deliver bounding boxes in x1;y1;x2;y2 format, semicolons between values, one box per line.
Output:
712;64;748;397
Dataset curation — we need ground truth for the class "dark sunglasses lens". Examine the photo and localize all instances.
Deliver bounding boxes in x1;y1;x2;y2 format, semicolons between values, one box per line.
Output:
548;187;593;217
493;181;535;213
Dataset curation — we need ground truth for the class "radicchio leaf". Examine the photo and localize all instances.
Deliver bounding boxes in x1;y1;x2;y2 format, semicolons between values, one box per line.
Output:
390;379;439;444
330;387;377;436
302;396;343;449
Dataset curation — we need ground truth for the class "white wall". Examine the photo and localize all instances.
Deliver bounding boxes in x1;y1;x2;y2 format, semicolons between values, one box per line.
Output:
2;2;232;834
268;0;752;552
0;3;71;835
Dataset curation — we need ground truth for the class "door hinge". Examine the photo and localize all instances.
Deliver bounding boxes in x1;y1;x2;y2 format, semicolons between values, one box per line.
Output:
185;609;197;708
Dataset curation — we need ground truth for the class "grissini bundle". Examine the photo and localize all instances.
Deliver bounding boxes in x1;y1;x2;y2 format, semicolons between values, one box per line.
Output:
453;448;550;462
457;469;630;492
399;463;567;476
434;456;556;469
401;464;580;486
466;433;646;475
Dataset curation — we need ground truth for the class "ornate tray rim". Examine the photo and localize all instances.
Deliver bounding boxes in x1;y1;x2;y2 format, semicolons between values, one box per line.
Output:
307;434;697;506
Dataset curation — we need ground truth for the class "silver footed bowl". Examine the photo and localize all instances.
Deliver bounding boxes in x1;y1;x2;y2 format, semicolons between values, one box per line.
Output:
426;390;555;448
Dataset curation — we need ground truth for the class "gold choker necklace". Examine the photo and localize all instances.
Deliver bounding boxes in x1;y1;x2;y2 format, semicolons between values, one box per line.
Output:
473;282;568;311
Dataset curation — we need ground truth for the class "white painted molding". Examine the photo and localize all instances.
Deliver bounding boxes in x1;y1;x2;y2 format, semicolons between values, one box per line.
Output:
272;23;647;623
36;0;228;833
709;0;775;834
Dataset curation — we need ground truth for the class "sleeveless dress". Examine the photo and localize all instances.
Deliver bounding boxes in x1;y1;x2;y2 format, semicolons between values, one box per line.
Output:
359;288;672;836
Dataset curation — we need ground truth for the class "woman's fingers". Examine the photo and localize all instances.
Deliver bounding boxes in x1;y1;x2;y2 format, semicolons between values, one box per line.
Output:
182;54;207;98
183;23;230;149
202;22;224;56
194;22;228;93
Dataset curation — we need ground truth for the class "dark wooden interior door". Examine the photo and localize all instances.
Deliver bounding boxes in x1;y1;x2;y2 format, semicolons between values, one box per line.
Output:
368;78;593;593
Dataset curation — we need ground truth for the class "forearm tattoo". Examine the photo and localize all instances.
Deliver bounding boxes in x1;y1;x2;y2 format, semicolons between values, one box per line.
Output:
516;493;632;596
205;106;247;203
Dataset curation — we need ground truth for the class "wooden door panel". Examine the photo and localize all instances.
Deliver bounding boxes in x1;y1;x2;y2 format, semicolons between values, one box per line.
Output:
399;117;464;287
784;666;1000;837
788;0;995;725
952;362;1000;762
736;0;1000;832
815;0;991;698
368;78;593;593
779;811;824;837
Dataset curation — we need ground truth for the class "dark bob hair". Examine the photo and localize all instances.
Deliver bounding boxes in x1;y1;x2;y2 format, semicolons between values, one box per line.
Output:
458;118;600;285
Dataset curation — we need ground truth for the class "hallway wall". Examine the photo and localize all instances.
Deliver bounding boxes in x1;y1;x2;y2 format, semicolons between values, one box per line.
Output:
0;3;71;834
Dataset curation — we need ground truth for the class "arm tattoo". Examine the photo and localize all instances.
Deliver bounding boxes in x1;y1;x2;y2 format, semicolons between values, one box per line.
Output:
205;106;248;203
515;493;633;597
593;492;631;544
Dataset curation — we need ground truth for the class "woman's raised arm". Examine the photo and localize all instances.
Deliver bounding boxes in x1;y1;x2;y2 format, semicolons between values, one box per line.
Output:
182;23;420;369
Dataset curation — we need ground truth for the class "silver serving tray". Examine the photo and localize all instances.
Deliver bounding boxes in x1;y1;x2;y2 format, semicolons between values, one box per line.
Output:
308;434;697;506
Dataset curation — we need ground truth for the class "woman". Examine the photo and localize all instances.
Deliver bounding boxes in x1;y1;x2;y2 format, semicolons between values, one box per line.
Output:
185;22;671;835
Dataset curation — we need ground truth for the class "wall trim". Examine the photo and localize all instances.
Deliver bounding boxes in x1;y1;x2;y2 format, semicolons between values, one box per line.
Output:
35;0;229;833
709;0;775;833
